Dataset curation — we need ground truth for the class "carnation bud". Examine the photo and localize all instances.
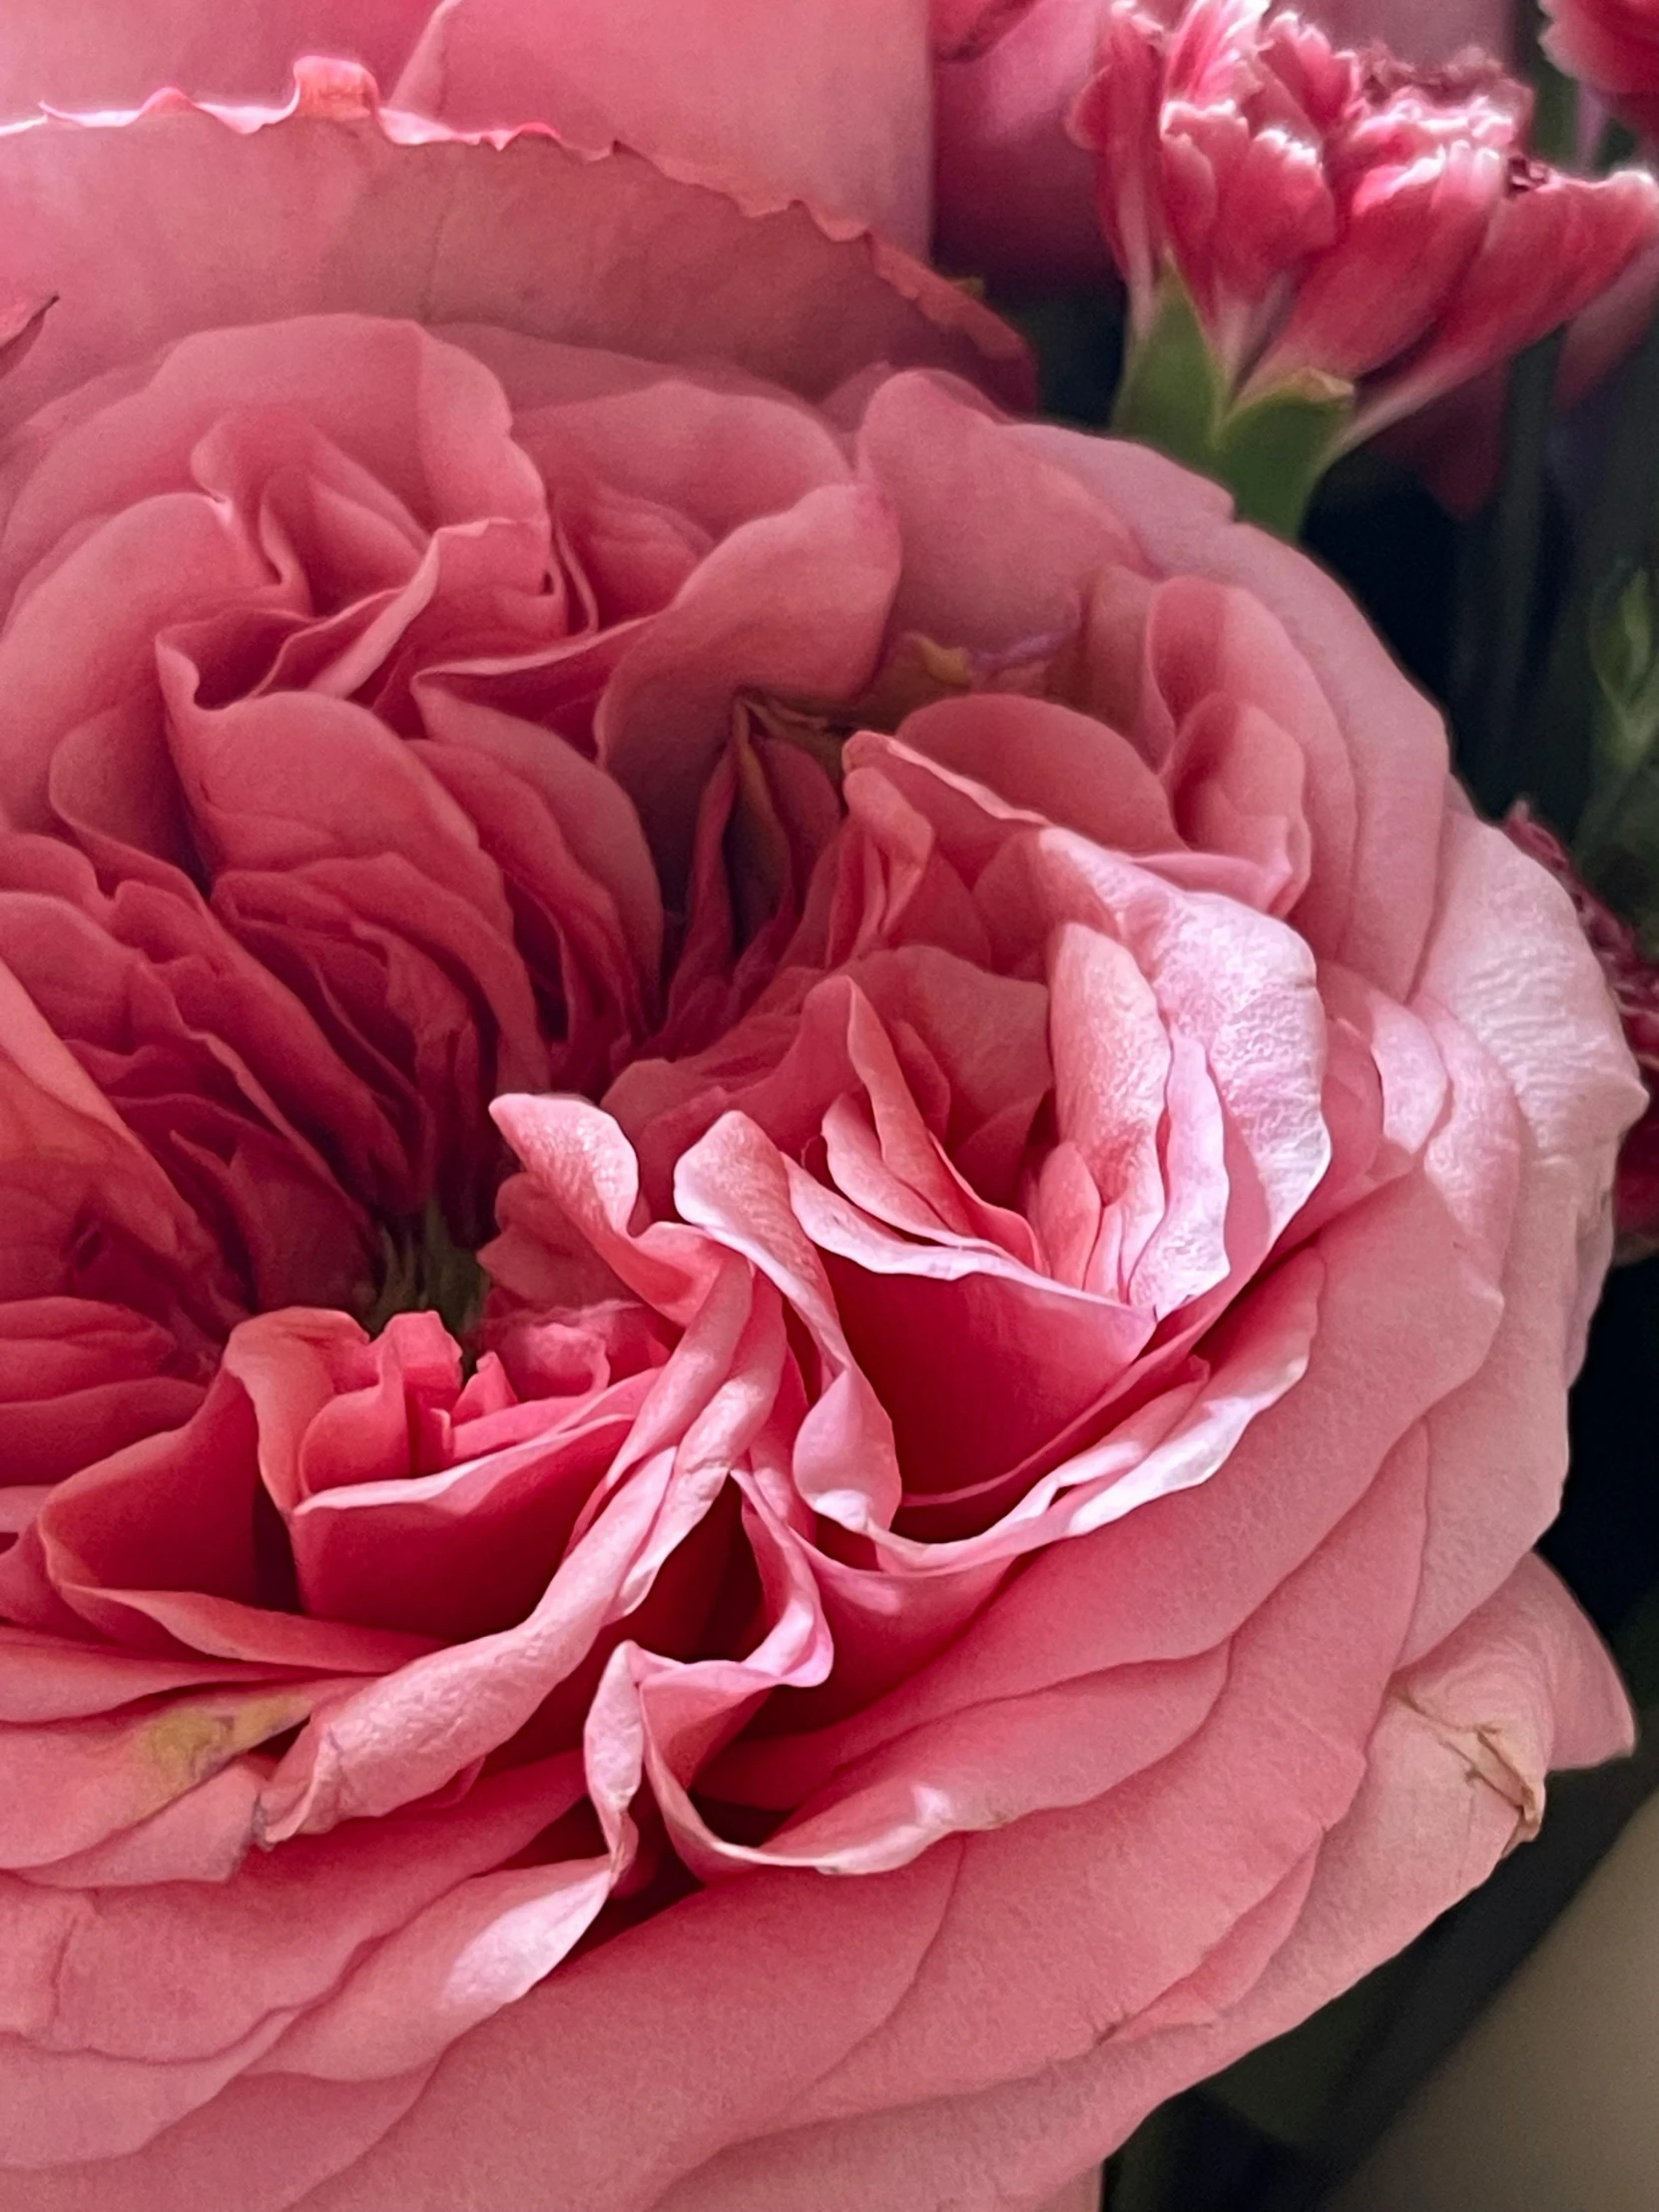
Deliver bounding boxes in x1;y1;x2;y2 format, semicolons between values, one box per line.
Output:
1074;0;1659;529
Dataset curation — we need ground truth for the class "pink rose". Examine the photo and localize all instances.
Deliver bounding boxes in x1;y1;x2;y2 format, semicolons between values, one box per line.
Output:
0;22;1641;2212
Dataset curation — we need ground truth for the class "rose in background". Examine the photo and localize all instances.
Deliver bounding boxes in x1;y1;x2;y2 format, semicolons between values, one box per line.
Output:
10;0;1649;516
0;12;1643;2212
1543;0;1659;141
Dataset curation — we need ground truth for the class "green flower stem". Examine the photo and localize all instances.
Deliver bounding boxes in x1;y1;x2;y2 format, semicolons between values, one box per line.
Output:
1449;326;1564;816
1525;293;1659;837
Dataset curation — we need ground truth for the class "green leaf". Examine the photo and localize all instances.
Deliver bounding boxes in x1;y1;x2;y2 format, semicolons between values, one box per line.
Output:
1590;567;1659;780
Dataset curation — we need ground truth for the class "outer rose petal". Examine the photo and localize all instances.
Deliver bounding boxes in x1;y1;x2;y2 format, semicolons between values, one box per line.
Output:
0;2074;434;2212
152;1475;1623;2212
392;0;934;256
639;1565;1625;2212
0;1;432;117
0;70;1029;469
1399;811;1645;1656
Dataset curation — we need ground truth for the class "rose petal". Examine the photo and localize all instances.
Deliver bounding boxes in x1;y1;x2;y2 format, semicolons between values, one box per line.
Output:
0;82;1029;464
392;0;934;255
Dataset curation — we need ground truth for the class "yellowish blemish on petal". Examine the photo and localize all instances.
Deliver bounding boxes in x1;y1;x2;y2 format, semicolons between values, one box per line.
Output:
142;1692;312;1796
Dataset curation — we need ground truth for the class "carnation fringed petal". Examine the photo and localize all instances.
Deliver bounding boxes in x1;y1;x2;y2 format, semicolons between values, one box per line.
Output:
0;45;1639;2212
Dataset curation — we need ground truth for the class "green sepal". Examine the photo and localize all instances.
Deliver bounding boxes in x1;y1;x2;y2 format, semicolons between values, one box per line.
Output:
1110;271;1354;538
1109;275;1229;476
1210;371;1354;537
365;1200;487;1346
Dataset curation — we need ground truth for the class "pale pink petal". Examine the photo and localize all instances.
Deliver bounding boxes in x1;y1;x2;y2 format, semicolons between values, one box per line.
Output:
597;483;901;887
857;373;1140;655
256;1264;773;1834
283;1410;1429;2212
718;1554;1626;2211
512;372;852;554
256;1853;616;2080
0;2070;428;2212
0;1686;318;1871
0;79;1029;462
0;1301;201;1484
703;1646;1227;1875
1401;813;1644;1657
902;693;1180;854
672;1112;904;1531
0;1628;289;1725
22;1762;267;1888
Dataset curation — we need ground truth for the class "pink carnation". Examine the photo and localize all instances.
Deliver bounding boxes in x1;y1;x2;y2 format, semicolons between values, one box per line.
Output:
0;23;1641;2212
1075;0;1659;441
935;0;1659;510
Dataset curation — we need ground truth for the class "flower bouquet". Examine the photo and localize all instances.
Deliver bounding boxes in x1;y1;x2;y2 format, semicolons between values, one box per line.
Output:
0;5;1654;2208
